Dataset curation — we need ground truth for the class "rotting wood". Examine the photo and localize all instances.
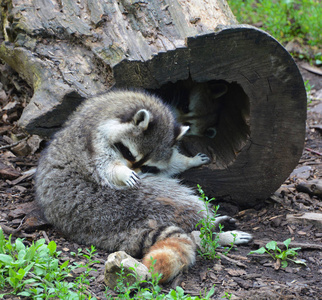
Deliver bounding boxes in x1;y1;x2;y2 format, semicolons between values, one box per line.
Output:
286;212;322;229
0;0;307;207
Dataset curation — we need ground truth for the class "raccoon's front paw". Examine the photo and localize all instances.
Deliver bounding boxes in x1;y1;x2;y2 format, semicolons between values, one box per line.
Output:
192;153;211;167
115;166;141;189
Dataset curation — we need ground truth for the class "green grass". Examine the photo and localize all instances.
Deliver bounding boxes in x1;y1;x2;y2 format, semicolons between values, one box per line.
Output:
228;0;322;48
0;228;99;299
1;226;217;299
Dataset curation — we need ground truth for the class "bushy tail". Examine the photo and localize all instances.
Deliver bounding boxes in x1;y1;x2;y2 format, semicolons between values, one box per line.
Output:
142;226;196;283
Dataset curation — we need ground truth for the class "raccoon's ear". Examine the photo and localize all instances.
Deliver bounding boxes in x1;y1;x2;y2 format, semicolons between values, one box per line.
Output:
176;125;190;140
133;109;151;131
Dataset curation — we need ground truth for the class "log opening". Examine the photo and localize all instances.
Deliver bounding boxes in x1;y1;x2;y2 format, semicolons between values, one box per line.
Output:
151;79;250;169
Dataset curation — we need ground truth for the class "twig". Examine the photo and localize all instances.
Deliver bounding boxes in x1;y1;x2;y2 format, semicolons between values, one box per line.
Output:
0;136;29;150
305;147;322;156
8;168;36;185
42;230;51;244
216;252;247;268
224;253;249;261
0;223;34;238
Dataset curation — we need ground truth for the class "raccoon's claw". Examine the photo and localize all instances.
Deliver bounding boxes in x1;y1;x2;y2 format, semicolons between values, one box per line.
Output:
126;171;141;189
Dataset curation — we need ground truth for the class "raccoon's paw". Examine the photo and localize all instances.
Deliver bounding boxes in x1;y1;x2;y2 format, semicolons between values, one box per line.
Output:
192;153;211;167
218;230;253;246
116;166;141;189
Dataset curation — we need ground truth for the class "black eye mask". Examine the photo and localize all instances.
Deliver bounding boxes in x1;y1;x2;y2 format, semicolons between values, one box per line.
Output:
114;142;136;162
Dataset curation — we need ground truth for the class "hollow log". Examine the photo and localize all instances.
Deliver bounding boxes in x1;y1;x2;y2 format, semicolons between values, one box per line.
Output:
0;0;306;207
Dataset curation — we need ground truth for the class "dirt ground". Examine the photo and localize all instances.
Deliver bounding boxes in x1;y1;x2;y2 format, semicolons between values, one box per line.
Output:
0;60;321;299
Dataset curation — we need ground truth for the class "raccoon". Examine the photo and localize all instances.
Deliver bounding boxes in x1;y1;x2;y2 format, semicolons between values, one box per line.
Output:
35;90;252;283
165;80;228;138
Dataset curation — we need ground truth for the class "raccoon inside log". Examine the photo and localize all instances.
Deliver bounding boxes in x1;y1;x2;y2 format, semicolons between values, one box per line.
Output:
0;0;306;207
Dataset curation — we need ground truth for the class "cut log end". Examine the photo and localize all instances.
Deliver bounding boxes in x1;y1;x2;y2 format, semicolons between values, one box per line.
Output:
138;28;306;207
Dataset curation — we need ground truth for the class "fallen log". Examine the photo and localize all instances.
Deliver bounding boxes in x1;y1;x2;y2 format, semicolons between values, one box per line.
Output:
0;0;306;207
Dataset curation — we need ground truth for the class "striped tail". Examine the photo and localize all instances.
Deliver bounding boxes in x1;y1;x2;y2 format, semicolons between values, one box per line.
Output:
142;226;196;283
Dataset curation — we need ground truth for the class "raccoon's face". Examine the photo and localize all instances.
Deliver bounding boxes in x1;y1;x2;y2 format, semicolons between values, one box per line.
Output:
174;82;227;139
96;107;188;175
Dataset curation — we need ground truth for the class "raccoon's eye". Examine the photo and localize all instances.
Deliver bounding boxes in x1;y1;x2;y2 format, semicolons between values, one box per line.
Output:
140;165;160;174
204;127;217;138
114;142;136;162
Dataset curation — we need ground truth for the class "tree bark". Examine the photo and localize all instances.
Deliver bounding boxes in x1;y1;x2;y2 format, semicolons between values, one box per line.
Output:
0;0;306;207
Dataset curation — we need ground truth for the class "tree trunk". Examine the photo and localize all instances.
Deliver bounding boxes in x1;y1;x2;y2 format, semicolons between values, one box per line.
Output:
0;0;306;207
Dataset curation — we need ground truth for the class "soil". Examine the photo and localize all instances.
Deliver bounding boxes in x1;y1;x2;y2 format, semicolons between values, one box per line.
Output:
0;60;321;299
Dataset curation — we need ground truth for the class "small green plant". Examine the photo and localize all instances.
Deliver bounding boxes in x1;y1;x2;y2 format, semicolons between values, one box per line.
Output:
106;257;215;300
108;258;163;299
248;238;306;268
0;228;99;299
71;246;100;297
196;185;236;260
221;292;232;299
305;80;314;105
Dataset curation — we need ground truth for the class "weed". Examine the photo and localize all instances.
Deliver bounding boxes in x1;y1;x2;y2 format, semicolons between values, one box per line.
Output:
248;238;306;268
305;80;314;104
221;292;233;299
0;228;99;299
196;185;236;260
